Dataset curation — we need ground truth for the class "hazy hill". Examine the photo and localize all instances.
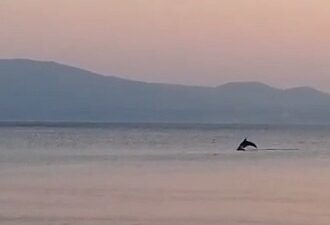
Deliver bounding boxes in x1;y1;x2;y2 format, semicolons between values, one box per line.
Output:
1;59;330;124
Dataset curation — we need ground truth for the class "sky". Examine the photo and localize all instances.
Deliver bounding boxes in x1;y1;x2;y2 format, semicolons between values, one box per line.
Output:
1;0;330;91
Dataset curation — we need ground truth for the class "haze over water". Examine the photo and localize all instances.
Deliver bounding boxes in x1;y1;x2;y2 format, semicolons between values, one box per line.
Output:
1;123;330;225
1;1;330;224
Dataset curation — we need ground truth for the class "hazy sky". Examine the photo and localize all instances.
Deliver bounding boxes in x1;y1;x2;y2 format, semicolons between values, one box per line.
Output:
1;0;330;91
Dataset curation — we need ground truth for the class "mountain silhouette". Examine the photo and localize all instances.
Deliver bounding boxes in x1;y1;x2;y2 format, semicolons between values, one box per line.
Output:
1;59;330;124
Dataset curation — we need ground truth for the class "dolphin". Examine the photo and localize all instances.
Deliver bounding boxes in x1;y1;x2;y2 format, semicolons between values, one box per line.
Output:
237;138;257;151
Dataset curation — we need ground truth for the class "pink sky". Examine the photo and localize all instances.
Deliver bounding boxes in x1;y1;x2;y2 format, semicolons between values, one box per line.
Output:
1;0;330;91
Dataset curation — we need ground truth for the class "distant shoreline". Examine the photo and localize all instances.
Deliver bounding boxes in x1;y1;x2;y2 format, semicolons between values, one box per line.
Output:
1;121;330;129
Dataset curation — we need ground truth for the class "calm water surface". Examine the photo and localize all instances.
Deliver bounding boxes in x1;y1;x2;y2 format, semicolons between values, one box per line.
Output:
0;123;329;225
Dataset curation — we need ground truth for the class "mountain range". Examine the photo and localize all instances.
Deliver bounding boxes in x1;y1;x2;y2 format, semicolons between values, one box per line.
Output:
1;59;330;124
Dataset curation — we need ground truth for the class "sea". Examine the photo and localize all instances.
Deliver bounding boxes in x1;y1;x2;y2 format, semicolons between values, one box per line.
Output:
0;123;330;225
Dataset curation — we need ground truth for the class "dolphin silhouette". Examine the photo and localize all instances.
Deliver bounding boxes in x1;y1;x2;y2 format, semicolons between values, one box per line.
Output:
237;138;257;151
